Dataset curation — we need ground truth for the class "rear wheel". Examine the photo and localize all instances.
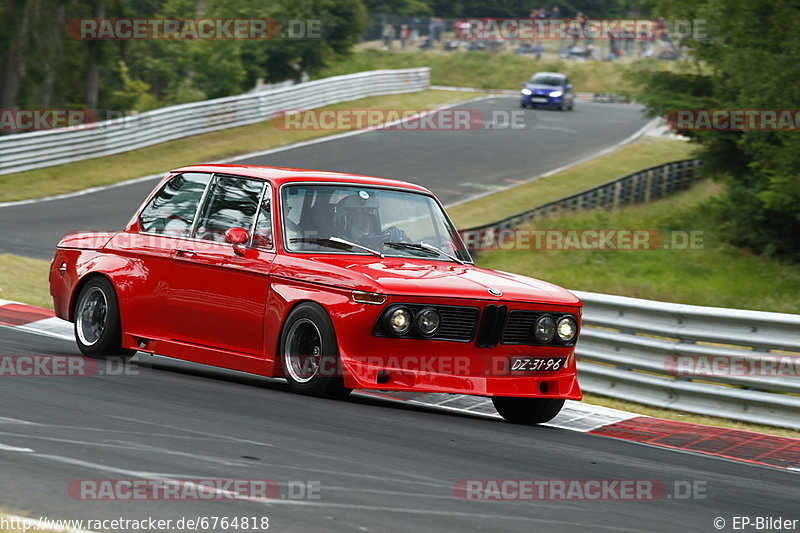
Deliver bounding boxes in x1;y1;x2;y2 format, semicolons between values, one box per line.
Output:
74;277;134;359
280;303;351;399
492;396;565;424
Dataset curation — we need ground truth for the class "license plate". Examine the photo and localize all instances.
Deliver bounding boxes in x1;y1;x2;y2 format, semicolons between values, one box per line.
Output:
510;357;566;372
531;97;548;103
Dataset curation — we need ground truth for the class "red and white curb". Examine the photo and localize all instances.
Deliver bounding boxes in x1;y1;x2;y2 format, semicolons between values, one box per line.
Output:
0;299;74;341
2;299;798;471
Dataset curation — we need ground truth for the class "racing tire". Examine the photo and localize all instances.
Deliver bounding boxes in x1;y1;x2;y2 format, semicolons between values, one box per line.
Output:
74;276;135;360
492;396;565;424
280;303;352;400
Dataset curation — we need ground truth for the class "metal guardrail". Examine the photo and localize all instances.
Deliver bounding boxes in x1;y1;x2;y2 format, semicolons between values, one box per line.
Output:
0;68;431;176
574;291;800;429
457;158;798;429
463;158;702;234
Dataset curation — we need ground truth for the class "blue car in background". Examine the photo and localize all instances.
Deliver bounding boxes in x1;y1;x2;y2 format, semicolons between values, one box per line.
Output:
520;72;575;111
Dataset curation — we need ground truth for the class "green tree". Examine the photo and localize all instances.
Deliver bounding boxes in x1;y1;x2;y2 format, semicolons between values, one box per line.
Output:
257;0;369;83
630;0;800;259
0;0;368;120
363;0;432;16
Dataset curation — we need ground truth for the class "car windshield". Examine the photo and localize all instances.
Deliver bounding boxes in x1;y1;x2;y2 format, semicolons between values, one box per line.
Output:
530;74;563;86
281;184;472;263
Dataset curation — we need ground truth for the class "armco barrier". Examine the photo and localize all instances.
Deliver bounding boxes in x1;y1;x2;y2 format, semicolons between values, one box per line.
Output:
462;158;702;234
574;291;800;429
458;158;798;429
0;68;430;175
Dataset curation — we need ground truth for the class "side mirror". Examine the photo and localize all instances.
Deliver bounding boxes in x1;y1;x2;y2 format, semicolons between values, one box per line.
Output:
566;84;573;91
225;227;250;244
225;227;250;256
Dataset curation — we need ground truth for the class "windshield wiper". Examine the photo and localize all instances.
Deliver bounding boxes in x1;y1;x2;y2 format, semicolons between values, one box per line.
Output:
384;241;466;264
291;237;383;257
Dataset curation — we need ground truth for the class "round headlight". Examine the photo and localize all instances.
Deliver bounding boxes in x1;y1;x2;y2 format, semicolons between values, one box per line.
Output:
415;308;440;337
386;307;412;336
521;88;532;95
533;316;556;343
556;316;577;342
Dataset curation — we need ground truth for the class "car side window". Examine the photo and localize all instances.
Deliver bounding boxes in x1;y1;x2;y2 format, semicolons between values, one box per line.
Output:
139;172;211;237
193;175;264;242
252;186;274;249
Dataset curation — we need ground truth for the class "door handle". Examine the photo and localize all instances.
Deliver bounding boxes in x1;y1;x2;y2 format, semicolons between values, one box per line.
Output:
174;249;197;258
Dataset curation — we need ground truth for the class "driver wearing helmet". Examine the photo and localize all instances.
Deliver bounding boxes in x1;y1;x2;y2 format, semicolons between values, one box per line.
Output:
334;193;407;251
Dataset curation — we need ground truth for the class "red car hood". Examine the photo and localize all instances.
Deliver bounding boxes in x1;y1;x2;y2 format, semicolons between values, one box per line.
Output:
275;255;580;306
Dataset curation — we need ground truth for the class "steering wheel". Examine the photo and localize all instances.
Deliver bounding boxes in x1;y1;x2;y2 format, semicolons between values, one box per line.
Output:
381;226;411;243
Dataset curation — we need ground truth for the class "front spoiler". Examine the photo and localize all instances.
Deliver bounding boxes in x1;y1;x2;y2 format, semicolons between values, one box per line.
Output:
342;358;582;399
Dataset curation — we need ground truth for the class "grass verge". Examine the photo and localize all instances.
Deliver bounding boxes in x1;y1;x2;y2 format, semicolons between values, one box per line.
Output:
0;90;476;203
584;393;799;439
320;49;649;93
447;136;696;228
476;180;800;313
0;254;53;308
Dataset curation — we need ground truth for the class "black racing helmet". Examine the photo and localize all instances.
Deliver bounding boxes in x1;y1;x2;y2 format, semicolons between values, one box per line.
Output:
334;192;381;239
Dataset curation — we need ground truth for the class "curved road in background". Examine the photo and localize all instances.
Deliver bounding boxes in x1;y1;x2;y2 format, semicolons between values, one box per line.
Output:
0;98;650;258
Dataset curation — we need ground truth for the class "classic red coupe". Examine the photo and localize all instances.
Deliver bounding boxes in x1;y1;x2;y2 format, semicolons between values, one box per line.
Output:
50;165;582;423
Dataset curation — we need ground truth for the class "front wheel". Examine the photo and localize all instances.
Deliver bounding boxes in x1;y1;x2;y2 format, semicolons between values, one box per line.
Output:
492;396;565;424
74;276;134;359
280;303;352;399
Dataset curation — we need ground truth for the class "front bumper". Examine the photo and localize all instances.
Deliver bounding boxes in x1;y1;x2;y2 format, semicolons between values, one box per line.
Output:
331;293;583;399
521;94;564;108
342;356;582;398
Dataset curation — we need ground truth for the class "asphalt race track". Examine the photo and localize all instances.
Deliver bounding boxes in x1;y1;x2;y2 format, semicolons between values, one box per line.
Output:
2;96;798;532
0;97;650;259
1;327;798;532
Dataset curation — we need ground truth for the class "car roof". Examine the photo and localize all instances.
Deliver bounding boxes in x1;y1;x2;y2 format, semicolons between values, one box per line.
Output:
532;72;566;78
170;164;433;194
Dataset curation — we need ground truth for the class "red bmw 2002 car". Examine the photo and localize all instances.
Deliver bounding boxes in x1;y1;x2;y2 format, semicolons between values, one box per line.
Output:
50;165;582;424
